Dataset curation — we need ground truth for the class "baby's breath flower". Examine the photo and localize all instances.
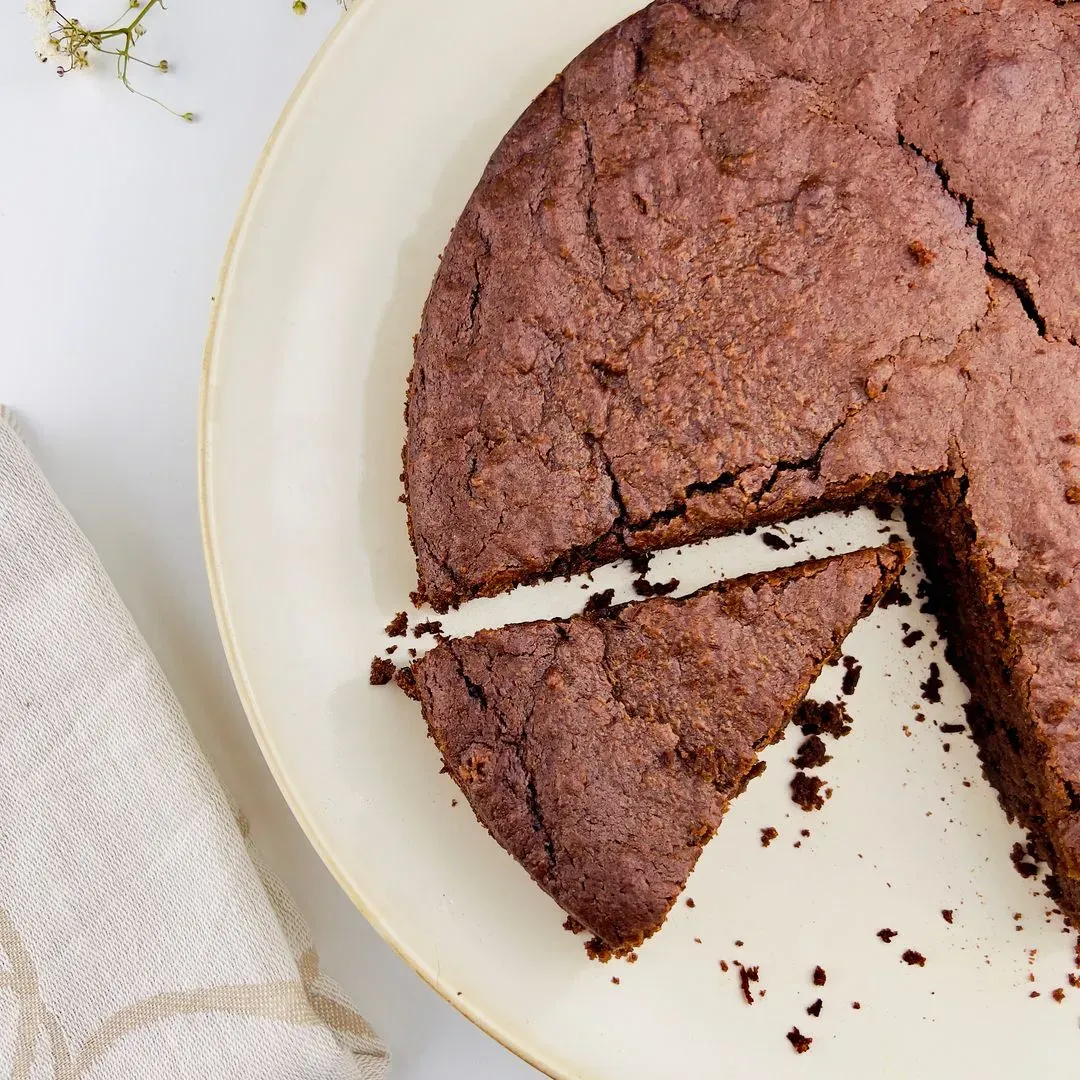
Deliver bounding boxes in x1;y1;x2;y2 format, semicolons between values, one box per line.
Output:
27;0;193;120
34;28;59;60
25;0;54;25
27;0;58;59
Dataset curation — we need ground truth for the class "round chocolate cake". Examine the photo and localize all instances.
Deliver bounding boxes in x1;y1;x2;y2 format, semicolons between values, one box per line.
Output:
404;1;1080;923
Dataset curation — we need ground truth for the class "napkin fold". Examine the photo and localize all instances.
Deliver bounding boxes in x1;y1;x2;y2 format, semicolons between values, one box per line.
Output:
0;408;388;1079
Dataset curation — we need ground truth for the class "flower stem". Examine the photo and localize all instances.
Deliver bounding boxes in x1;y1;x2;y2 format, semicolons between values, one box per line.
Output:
42;0;193;120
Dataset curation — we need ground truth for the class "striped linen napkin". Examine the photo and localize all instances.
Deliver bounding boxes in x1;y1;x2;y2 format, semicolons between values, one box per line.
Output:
0;407;388;1080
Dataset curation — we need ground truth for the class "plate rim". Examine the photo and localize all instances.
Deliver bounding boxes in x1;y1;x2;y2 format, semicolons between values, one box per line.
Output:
197;6;561;1076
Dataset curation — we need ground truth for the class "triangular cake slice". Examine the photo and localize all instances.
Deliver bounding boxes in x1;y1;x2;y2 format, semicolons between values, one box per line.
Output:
406;544;906;952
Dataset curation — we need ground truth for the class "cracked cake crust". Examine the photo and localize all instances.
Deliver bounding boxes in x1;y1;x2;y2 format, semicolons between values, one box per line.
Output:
405;1;987;611
404;0;1080;924
410;545;906;948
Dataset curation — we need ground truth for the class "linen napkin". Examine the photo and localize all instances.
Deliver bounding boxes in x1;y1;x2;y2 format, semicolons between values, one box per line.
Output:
0;407;389;1080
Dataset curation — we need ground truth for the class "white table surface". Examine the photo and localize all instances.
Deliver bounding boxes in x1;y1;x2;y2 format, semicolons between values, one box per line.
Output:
0;4;538;1077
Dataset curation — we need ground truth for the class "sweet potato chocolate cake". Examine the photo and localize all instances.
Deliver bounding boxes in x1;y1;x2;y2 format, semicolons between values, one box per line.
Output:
404;1;1080;925
407;546;904;950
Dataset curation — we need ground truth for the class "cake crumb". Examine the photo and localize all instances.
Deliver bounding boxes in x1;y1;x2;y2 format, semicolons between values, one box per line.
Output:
386;644;397;655
385;611;408;637
584;938;639;962
791;735;831;770
812;966;826;986
720;959;729;972
902;629;925;648
901;949;926;967
941;722;966;734
1030;990;1041;998
685;897;696;908
791;772;827;812
786;1028;812;1054
737;964;760;1006
941;909;954;924
1011;842;1039;879
451;798;457;807
611;977;620;985
841;656;862;695
369;657;395;685
1052;987;1066;1002
806;998;823;1017
585;938;606;960
760;827;779;847
694;937;702;944
412;619;444;638
762;531;790;550
908;239;936;266
735;940;744;947
584;588;616;613
632;576;679;598
920;662;943;704
877;928;898;943
880;580;911;608
563;916;584;935
797;699;853;738
852;1001;862;1010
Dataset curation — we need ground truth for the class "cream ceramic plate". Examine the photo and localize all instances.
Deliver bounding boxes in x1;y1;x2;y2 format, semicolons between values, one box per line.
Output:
201;2;1079;1075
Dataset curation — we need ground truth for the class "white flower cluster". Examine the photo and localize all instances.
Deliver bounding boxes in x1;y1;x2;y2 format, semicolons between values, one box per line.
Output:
26;0;59;61
23;0;190;117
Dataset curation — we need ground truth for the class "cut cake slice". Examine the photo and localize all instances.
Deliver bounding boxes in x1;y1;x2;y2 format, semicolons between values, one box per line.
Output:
405;543;906;952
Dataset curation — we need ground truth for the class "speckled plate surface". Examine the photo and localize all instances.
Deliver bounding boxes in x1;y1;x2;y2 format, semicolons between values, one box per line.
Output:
200;1;1079;1075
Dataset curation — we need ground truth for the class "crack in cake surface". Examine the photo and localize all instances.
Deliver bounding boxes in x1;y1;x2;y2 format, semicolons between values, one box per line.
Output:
896;130;1048;339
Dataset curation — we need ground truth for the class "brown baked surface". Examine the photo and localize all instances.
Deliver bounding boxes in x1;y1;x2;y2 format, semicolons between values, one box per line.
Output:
410;545;905;949
405;0;1080;925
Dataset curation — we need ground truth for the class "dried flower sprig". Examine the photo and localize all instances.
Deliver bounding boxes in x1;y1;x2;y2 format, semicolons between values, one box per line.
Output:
27;0;193;120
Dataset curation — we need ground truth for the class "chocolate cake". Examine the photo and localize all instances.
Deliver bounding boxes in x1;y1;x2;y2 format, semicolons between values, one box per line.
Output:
408;545;904;950
405;1;1080;924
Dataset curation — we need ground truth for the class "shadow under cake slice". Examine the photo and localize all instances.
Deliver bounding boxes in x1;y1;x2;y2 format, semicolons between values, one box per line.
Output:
405;543;906;952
